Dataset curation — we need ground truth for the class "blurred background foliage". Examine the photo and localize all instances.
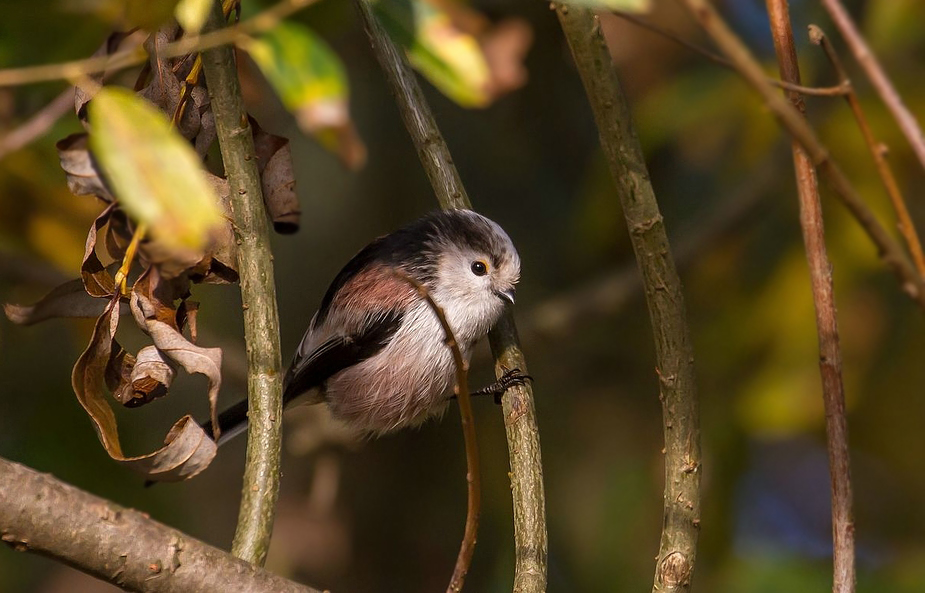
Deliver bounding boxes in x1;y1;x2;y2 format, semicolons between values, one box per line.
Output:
2;0;925;591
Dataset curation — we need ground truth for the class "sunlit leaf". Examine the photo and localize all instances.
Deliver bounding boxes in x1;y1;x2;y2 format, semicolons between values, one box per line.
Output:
246;22;366;170
374;0;491;108
88;87;223;257
175;0;212;35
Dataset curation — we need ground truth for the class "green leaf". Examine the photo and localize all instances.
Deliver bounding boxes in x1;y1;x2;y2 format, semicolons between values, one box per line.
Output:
88;87;223;254
559;0;651;10
373;0;491;108
246;23;367;169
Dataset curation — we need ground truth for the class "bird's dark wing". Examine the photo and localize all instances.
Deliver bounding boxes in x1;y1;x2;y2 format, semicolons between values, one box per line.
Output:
282;309;404;406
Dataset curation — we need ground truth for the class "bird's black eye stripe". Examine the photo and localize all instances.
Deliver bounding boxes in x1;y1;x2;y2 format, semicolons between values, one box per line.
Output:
471;261;488;276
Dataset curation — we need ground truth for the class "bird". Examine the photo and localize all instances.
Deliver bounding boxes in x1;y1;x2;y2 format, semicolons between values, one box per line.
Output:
208;208;526;444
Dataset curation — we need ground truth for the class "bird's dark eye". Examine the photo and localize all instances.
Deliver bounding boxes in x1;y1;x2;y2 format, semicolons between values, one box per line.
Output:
471;261;488;276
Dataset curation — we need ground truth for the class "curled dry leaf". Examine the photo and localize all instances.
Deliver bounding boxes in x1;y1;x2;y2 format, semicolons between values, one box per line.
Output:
71;296;217;481
4;277;116;326
82;206;117;297
115;345;176;407
251;118;301;234
131;269;223;439
74;31;136;125
56;133;114;202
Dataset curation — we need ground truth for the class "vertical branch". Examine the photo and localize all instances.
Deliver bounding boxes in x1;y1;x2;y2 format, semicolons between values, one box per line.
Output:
808;26;925;278
819;0;925;174
555;6;701;593
766;3;856;593
200;0;283;565
354;2;548;591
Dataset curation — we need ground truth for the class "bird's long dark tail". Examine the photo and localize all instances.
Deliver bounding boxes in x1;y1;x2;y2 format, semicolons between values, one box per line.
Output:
202;398;251;447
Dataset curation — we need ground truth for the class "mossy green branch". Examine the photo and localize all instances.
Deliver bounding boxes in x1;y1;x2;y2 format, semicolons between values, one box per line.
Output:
556;6;701;592
200;0;283;566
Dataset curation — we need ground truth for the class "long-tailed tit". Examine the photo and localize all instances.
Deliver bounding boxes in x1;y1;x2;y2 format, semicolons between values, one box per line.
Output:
209;208;525;444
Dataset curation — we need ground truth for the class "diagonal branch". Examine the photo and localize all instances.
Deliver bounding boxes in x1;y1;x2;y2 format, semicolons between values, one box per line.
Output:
354;2;548;591
808;25;925;278
200;0;283;566
0;456;322;593
555;6;701;592
766;3;856;593
819;0;925;174
675;0;925;312
611;10;849;97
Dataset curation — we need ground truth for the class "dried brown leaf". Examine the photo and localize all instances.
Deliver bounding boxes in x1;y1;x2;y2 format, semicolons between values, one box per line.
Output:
56;133;114;202
131;269;222;439
74;31;136;125
480;18;533;99
251;117;301;234
117;345;176;407
82;206;117;297
71;296;217;481
4;277;114;325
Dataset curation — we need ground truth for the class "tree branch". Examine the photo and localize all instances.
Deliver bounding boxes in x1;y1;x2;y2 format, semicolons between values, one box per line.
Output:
765;4;856;593
0;88;74;160
675;0;925;312
354;2;548;591
200;0;283;566
555;6;702;592
0;0;316;88
808;25;925;278
0;457;321;593
611;10;849;97
819;0;925;174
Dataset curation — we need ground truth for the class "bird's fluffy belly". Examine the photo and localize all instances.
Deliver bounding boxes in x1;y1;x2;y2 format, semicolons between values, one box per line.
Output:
323;321;459;434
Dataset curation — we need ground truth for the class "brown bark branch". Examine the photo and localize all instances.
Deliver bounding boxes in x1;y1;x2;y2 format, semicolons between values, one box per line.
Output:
819;0;925;174
200;0;283;566
611;10;849;97
354;2;548;591
555;6;701;592
0;456;321;593
396;272;480;593
676;0;925;312
0;88;74;160
808;25;925;278
766;4;856;593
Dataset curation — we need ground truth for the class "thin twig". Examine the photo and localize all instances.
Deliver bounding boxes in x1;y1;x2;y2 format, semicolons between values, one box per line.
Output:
0;88;74;159
808;25;925;278
554;6;701;592
354;2;547;591
819;0;925;173
766;4;856;593
0;0;316;88
200;0;283;566
0;456;323;592
676;0;925;312
394;271;480;593
611;9;849;97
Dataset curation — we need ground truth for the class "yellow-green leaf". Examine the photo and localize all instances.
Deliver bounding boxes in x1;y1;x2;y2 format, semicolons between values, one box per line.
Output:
88;88;223;253
175;0;212;35
246;23;366;169
374;0;491;108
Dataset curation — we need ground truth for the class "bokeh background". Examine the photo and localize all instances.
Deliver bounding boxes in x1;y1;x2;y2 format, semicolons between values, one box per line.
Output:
2;0;925;591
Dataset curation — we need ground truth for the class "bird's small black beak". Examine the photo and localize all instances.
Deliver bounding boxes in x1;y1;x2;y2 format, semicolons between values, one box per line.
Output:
496;288;516;305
